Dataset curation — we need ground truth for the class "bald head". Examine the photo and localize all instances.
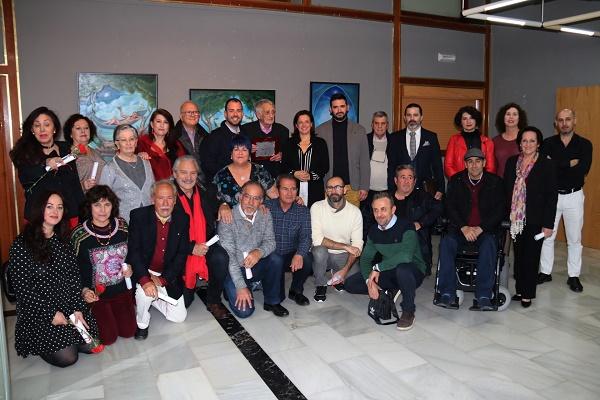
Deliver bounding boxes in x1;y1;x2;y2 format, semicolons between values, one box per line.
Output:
555;108;576;136
180;101;200;129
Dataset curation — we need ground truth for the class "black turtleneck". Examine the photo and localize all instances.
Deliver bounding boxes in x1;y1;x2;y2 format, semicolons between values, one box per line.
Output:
332;118;350;184
461;129;482;150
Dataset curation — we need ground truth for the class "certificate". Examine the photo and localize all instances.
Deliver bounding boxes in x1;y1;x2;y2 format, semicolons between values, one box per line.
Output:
252;137;279;160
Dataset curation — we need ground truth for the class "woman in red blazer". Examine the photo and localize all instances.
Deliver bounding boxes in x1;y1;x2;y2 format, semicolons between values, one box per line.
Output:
444;106;496;178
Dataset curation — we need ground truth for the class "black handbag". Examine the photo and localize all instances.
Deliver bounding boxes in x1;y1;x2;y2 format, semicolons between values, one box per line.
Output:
367;289;399;325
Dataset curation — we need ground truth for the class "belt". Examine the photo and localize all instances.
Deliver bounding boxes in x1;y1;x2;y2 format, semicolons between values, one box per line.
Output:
557;187;582;195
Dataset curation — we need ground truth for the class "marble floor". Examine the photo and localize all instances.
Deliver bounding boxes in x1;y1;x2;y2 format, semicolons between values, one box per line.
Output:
6;240;600;400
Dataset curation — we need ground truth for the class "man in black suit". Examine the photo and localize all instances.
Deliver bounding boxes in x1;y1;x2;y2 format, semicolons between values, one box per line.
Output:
242;99;289;178
388;103;444;200
200;98;247;183
128;180;190;340
174;101;209;181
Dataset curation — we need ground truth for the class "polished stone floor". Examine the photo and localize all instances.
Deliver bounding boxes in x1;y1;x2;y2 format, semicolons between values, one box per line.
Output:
7;240;600;400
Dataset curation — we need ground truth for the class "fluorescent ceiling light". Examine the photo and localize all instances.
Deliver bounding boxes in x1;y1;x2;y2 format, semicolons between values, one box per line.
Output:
487;15;526;26
543;11;600;27
560;26;595;36
484;0;529;12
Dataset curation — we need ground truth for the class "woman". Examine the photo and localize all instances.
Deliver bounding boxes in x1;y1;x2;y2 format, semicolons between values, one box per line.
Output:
8;191;100;367
71;185;136;345
9;107;84;227
137;108;185;180
213;134;277;207
444;106;496;178
493;103;528;178
504;127;557;307
99;124;154;222
281;110;329;207
63;113;106;191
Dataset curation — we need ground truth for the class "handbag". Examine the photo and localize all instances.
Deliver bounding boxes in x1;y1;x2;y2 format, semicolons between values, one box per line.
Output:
367;289;399;325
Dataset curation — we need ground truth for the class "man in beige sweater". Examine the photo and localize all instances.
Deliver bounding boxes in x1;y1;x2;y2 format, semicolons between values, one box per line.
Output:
310;176;363;302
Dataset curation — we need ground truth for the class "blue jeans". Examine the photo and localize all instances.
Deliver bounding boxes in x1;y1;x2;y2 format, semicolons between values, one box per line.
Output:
438;231;497;300
345;263;424;313
223;253;284;318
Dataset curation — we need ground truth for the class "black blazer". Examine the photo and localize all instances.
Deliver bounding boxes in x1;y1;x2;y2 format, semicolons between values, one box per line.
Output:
175;182;219;253
281;135;329;207
175;120;208;178
445;170;505;235
242;120;290;178
388;128;445;194
127;205;190;299
504;155;557;229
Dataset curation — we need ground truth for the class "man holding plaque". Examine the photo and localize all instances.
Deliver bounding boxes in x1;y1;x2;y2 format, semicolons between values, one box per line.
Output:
243;99;290;178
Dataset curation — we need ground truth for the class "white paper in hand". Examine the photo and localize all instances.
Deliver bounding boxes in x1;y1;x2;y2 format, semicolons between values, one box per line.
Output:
205;235;220;247
243;251;253;279
534;232;546;241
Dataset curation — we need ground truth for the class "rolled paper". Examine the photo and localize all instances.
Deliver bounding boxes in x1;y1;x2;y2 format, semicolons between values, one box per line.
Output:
121;263;132;289
157;291;178;305
69;313;93;344
90;161;99;180
205;235;220;247
534;232;546;241
45;154;77;171
243;251;253;279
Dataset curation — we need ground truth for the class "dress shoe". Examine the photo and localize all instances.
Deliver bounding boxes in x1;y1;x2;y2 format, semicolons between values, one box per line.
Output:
537;272;552;284
567;277;583;292
288;290;310;306
134;327;148;340
207;303;229;320
521;299;532;308
512;294;522;301
264;303;289;317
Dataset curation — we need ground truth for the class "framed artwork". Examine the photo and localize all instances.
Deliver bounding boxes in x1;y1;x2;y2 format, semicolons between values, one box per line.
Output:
78;72;158;158
189;89;276;132
310;81;360;127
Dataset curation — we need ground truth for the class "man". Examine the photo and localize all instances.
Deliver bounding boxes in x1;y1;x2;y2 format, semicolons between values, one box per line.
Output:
128;180;190;340
388;103;444;200
360;111;393;239
392;165;442;276
172;155;229;318
200;98;247;182
316;93;370;207
265;174;313;306
538;109;593;292
175;101;209;179
243;99;290;178
311;176;363;302
436;148;504;311
345;192;426;330
219;181;287;318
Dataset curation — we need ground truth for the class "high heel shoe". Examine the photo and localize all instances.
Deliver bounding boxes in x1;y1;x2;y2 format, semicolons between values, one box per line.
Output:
512;294;522;301
521;299;532;308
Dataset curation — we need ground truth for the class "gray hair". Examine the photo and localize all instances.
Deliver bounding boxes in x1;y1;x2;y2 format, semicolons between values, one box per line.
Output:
151;179;178;197
254;99;274;113
372;111;388;122
395;164;416;177
172;155;200;173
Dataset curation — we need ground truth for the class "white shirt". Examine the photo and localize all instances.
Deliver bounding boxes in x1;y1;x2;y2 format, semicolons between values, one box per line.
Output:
405;126;422;155
238;204;257;224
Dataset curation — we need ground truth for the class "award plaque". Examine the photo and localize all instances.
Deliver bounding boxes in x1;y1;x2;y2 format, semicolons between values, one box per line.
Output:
252;136;279;161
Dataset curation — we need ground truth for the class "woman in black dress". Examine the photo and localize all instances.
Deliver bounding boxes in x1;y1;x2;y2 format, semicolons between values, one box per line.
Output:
8;191;100;367
281;110;329;207
504;126;557;307
9;107;84;228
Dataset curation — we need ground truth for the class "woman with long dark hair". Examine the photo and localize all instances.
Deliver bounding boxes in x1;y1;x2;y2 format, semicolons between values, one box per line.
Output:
9;107;84;227
493;103;528;178
63;113;106;191
8;191;100;367
281;110;329;207
136;108;186;180
71;185;136;345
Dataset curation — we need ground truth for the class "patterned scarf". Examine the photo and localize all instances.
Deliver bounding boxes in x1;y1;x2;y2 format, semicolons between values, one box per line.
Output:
509;153;538;239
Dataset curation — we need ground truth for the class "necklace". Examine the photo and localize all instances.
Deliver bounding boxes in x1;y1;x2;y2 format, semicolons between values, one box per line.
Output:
120;155;138;169
89;220;113;246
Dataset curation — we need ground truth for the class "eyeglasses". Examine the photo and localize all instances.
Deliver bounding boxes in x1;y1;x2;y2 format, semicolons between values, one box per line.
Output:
241;193;263;202
182;111;200;116
326;185;344;191
261;110;276;116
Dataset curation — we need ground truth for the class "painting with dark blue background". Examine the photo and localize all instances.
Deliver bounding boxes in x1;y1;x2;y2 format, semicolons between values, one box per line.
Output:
310;82;360;127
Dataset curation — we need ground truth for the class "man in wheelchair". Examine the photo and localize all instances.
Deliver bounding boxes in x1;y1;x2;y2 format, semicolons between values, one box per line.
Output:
436;148;505;311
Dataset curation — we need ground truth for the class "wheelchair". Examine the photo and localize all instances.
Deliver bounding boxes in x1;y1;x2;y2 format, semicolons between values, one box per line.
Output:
433;221;511;311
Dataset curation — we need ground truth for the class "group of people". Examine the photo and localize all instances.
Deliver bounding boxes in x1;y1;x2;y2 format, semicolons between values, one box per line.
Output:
7;93;592;368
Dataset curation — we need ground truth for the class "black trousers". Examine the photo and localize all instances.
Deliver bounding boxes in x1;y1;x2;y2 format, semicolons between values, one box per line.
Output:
183;244;229;308
513;224;544;299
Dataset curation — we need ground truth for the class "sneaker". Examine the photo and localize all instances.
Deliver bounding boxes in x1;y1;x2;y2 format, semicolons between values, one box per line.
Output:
250;281;263;291
314;286;327;302
333;283;345;292
477;297;494;311
537;273;552;284
436;293;458;310
397;311;415;331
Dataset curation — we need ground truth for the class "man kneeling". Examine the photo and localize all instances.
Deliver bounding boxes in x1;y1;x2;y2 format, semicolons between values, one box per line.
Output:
345;192;426;331
128;180;189;340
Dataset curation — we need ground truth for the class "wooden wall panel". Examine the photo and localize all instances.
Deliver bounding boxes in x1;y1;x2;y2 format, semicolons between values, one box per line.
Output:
556;85;600;249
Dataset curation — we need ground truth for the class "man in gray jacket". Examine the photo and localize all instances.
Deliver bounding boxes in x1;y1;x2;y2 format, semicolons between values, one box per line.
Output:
219;181;288;318
316;93;370;207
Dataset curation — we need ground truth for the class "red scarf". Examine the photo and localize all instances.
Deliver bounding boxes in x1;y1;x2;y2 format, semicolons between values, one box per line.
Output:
178;188;208;287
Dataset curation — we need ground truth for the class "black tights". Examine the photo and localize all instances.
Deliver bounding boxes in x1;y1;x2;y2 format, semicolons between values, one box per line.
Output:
40;343;93;368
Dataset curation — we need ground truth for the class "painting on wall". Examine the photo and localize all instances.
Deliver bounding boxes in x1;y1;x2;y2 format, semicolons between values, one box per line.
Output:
189;89;276;132
310;81;360;127
78;73;158;158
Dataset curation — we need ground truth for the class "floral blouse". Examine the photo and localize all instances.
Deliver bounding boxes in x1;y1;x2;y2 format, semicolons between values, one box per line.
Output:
213;162;274;206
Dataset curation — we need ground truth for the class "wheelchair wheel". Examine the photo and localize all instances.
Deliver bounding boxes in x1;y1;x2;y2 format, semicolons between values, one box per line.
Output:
496;286;511;311
456;290;464;306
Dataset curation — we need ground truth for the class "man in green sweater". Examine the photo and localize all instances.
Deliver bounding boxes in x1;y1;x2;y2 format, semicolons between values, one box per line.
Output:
345;192;426;330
